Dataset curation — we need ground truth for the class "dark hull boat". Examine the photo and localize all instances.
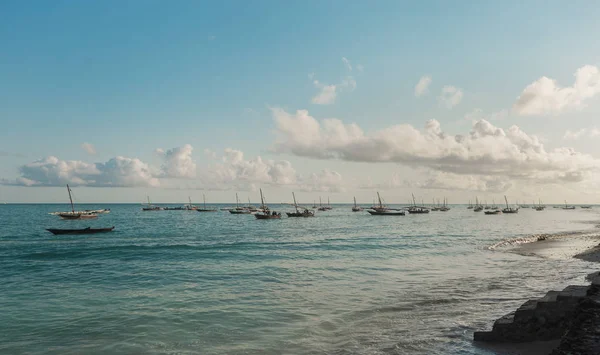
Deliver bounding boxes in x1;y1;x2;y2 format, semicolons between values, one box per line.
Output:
254;189;281;219
255;213;281;219
484;210;502;215
367;209;405;216
47;227;115;235
229;209;251;214
286;211;314;217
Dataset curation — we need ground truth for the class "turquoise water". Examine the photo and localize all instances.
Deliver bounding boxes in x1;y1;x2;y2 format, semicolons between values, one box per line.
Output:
1;204;598;354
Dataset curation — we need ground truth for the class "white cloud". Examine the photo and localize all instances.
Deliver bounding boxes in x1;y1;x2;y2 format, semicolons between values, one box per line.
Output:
311;81;338;105
513;65;600;116
356;64;364;72
271;107;600;184
12;156;159;187
81;143;96;155
156;144;196;178
414;75;432;97
438;85;463;108
199;148;344;192
342;57;352;71
563;127;600;140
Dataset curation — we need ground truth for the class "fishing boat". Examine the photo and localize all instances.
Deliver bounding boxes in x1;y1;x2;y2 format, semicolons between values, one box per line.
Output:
581;205;592;209
439;198;450;212
535;199;546;211
502;196;519;214
230;193;252;214
562;201;576;210
255;189;281;219
197;194;218;212
351;196;363;212
318;197;328;211
56;185;98;219
473;197;483;212
467;200;474;210
186;197;198;211
367;192;406;216
286;192;314;217
142;196;163;211
484;209;502;215
407;194;430;214
46;226;115;235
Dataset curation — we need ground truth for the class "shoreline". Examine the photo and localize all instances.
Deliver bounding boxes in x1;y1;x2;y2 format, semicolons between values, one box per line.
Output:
475;226;600;353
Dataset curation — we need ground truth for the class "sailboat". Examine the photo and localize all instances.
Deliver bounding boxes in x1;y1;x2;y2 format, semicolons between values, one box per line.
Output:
286;192;314;217
502;196;519;214
318;197;327;211
367;192;405;215
255;189;281;219
535;199;546;211
407;194;430;214
352;196;363;212
142;196;163;211
467;200;474;210
197;194;217;212
439;198;450;212
562;201;576;210
230;193;251;214
186;197;198;211
57;185;98;219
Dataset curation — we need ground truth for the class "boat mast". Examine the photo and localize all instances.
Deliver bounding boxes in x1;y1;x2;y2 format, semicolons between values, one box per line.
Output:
354;196;357;208
147;195;151;207
67;184;75;213
260;188;266;209
236;193;239;208
377;191;383;208
188;196;192;207
292;192;298;212
412;193;416;206
504;195;509;209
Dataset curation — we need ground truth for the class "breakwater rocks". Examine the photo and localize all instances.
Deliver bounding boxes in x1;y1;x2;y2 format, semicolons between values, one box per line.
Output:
474;272;600;354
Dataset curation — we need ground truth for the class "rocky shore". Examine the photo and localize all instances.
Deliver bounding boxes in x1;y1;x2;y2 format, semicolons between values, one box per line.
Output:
475;248;600;354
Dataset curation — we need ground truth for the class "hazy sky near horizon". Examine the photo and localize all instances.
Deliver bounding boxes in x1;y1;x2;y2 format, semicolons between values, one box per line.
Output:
1;1;600;204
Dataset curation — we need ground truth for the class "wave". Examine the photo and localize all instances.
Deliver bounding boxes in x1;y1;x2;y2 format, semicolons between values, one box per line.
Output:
488;230;599;250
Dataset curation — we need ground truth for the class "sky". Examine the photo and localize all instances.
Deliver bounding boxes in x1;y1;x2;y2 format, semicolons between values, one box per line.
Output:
1;0;600;204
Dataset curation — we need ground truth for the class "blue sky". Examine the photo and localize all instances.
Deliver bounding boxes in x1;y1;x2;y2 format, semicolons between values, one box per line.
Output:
1;1;600;203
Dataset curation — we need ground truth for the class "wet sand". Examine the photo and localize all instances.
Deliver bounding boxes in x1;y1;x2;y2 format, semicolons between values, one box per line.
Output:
508;232;600;261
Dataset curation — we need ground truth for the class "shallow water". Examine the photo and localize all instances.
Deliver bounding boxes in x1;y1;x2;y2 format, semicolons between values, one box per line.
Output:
0;204;598;354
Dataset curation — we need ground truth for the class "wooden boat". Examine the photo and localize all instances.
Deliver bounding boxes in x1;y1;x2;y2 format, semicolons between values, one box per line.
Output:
484;209;502;215
562;201;576;210
407;193;430;214
439;198;450;212
581;205;592;209
197;194;218;212
230;193;251;214
535;199;546;211
142;196;163;211
502;196;519;214
286;192;315;217
254;189;281;219
46;226;115;235
317;197;327;211
467;200;474;210
367;192;405;216
56;185;98;219
352;196;363;212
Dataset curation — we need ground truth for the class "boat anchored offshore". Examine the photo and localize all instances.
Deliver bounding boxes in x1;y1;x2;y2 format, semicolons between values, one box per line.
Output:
255;189;281;219
407;194;430;214
367;192;406;216
352;196;363;212
230;193;252;214
286;192;314;217
502;196;519;214
46;226;115;235
197;194;218;212
56;185;98;220
142;196;163;211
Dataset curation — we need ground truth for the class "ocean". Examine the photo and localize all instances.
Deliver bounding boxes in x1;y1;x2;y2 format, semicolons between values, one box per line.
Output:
0;204;598;354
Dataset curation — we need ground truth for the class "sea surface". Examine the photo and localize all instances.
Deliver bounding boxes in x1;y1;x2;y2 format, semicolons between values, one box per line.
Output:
1;203;599;355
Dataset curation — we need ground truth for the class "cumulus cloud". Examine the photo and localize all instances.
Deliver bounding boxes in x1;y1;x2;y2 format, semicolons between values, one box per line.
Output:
310;59;357;105
414;75;432;97
156;144;196;178
199;148;344;192
271;107;600;184
513;65;600;116
81;143;96;155
12;156;159;187
438;85;463;108
563;127;600;140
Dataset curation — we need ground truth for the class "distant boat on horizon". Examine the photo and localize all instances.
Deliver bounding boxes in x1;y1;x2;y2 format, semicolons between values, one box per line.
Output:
352;196;363;212
367;192;405;216
197;194;218;212
56;185;99;219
